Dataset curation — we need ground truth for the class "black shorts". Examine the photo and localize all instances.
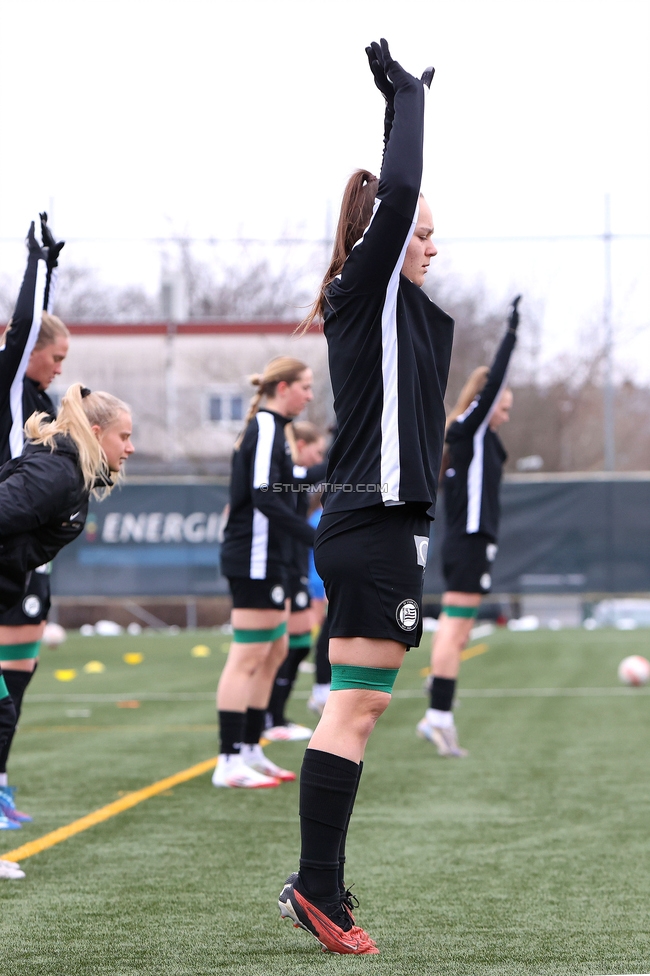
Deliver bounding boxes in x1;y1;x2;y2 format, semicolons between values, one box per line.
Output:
0;567;51;626
289;576;311;614
227;577;287;610
314;504;431;648
442;532;497;594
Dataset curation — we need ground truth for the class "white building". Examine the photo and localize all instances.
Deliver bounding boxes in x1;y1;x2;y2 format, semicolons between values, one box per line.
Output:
52;322;330;471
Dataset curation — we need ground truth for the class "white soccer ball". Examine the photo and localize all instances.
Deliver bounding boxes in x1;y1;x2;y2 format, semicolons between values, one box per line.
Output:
43;622;67;647
617;655;650;687
94;619;123;637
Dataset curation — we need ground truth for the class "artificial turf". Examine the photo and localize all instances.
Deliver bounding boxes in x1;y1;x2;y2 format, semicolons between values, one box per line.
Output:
1;625;650;975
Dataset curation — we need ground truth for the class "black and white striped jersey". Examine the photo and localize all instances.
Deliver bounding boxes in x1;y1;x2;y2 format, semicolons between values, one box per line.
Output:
220;410;315;581
443;326;517;541
322;74;454;518
0;248;48;465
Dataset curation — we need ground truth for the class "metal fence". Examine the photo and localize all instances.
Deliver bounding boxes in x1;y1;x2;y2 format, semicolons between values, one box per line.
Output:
51;475;650;599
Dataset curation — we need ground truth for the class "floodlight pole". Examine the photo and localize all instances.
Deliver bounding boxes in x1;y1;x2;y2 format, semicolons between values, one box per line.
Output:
603;194;615;471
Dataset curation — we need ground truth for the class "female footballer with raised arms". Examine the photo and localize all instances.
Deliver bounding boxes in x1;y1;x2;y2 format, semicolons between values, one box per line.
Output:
213;358;316;788
278;40;454;954
417;297;520;756
0;215;68;829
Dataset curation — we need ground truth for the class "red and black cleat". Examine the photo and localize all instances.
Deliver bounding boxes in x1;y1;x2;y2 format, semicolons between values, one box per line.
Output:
278;874;378;955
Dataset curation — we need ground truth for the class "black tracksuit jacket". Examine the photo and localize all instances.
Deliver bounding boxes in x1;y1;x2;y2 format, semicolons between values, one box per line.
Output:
0;436;91;612
0;248;48;465
322;72;454;518
443;325;517;542
220;410;315;582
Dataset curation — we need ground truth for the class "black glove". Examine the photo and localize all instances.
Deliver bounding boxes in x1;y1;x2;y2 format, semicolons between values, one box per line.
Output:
26;220;46;258
366;42;395;105
366;38;434;93
509;295;522;331
366;39;434;157
39;211;65;269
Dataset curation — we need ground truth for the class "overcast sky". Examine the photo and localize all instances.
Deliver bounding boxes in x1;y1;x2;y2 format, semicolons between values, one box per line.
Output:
0;0;648;376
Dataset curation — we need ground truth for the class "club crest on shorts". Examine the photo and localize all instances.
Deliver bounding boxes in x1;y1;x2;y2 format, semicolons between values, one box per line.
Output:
270;585;285;605
480;573;491;591
22;595;42;618
396;599;419;631
486;543;498;562
294;590;308;609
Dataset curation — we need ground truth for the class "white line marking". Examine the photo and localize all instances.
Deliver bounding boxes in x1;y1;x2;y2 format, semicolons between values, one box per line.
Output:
27;686;650;704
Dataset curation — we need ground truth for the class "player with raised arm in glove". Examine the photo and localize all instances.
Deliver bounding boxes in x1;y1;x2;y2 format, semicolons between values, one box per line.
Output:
278;39;453;954
417;297;521;756
0;215;68;829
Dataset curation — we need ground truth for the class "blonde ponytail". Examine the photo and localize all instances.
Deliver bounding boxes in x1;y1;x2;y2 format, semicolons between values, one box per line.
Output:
446;366;490;431
234;357;309;451
24;383;131;497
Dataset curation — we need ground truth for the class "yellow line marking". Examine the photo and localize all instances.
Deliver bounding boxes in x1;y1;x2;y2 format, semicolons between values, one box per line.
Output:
419;642;490;677
19;724;217;734
461;642;489;662
1;756;217;864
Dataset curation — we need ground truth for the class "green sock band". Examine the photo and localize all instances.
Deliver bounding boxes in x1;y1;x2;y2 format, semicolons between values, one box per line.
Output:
0;675;8;698
232;622;287;644
330;664;399;694
289;632;312;651
442;606;478;619
0;641;41;660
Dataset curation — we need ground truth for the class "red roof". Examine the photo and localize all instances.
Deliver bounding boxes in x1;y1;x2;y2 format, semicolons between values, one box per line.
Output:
64;322;320;336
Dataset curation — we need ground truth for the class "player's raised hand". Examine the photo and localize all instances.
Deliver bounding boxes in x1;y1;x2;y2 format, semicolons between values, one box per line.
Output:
509;295;522;331
26;221;46;259
365;43;394;103
366;38;434;92
39;212;65;268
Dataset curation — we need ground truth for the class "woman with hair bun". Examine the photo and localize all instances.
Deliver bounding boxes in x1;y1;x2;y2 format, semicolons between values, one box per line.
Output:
213;356;316;789
0;382;134;831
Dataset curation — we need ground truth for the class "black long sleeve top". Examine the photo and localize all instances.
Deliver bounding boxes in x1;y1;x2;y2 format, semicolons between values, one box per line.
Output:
0;249;47;465
220;410;316;581
322;72;454;518
443;325;517;541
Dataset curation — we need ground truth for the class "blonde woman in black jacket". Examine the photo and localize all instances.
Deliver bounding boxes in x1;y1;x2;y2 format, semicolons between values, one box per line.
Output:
0;383;133;830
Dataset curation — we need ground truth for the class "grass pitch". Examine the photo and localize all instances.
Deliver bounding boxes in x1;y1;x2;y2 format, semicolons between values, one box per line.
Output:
1;625;650;975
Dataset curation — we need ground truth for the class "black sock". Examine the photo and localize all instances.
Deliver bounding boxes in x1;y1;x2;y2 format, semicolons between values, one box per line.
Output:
298;748;359;903
315;616;331;685
267;642;310;726
243;707;266;746
338;760;363;894
0;695;17;772
267;676;291;727
0;666;37;772
430;676;456;712
218;710;245;755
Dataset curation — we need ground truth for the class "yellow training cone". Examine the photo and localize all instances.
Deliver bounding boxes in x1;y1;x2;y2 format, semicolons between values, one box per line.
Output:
123;653;144;665
191;645;211;658
83;661;106;674
54;669;77;682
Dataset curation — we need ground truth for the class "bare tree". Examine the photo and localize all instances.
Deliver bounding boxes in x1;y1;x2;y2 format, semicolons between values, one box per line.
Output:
53;266;157;322
174;240;310;320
